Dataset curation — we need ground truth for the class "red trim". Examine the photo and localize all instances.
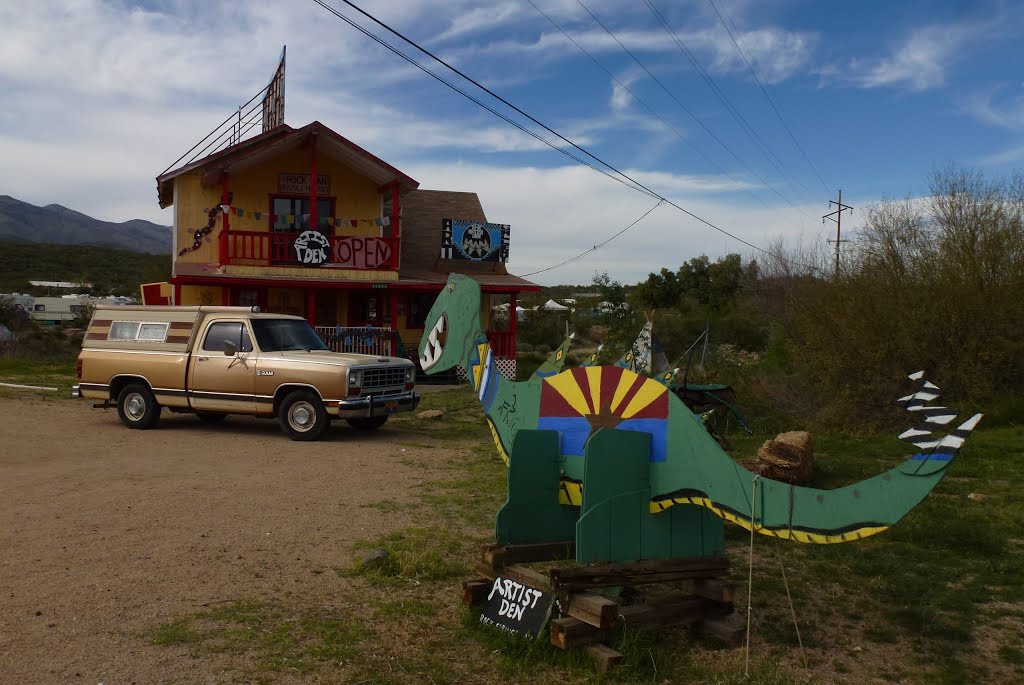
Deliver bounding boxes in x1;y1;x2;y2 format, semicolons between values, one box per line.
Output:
388;290;399;355
222;286;231;306
170;274;540;293
391;180;401;268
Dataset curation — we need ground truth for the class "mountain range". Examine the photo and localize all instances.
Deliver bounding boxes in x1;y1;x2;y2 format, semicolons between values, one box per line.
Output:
0;195;171;254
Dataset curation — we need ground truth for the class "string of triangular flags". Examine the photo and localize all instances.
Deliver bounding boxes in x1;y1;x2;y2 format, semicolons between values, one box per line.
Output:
219;203;392;229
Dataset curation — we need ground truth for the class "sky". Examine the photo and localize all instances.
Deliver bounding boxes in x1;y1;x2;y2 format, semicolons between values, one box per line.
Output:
1;0;1022;286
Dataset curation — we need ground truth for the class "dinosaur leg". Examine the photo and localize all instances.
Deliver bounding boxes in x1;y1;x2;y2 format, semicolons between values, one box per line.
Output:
495;430;578;545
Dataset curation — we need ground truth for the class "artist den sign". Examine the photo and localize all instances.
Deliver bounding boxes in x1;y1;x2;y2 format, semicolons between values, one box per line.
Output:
478;576;555;638
278;173;330;195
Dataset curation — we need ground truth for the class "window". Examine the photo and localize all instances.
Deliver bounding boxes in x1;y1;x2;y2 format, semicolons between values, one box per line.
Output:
202;322;253;353
108;321;170;342
69;304;87;314
406;293;436;329
108;321;140;340
34;304;45;311
251;319;328;352
236;288;260;307
271;196;334;234
137;323;169;341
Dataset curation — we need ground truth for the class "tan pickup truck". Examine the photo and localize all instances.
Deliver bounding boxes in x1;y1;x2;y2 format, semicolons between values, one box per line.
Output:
73;305;419;441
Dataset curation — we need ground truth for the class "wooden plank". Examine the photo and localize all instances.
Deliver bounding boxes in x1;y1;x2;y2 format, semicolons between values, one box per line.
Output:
462;579;490;606
482;540;575;567
565;592;619;629
476;561;554;592
585;644;623;673
550;616;604;650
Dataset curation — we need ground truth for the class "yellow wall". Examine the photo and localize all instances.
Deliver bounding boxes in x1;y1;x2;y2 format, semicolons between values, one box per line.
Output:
179;284;223;306
173;147;391;275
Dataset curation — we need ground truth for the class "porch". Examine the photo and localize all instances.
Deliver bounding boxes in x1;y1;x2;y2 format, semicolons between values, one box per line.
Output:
221;230;400;270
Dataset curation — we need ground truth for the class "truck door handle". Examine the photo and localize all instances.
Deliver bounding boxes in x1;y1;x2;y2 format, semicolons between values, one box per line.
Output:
196;357;208;362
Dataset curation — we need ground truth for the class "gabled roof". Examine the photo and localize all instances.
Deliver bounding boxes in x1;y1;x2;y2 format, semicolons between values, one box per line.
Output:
156;121;419;208
399;189;540;291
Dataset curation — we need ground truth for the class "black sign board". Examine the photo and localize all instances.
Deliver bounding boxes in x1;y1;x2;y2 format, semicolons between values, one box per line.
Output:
478;576;555;638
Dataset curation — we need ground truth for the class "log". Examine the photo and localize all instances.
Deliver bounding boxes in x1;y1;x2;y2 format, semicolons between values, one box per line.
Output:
462;579;491;605
585;644;623;672
482;541;574;567
550;616;605;649
475;560;553;591
564;592;620;629
618;595;709;629
678;578;735;605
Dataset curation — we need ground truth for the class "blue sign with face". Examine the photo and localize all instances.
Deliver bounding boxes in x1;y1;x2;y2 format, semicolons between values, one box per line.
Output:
441;219;510;262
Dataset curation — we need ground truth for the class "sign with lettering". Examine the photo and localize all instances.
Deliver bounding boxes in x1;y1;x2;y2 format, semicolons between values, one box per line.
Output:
293;230;330;265
332;236;393;269
278;173;330;195
478;576;555;638
441;219;510;262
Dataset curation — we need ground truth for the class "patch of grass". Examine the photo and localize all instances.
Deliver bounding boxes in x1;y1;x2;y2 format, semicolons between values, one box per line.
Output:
0;358;76;396
1000;645;1024;665
348;527;470;583
149;600;365;674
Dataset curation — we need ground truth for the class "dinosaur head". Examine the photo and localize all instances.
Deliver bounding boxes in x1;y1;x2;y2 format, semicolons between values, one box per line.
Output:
419;273;483;374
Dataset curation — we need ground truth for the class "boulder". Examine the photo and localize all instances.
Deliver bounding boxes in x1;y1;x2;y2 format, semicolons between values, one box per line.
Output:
417;409;445;419
752;431;814;484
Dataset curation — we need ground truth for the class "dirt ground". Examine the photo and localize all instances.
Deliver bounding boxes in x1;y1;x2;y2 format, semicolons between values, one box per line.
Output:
0;394;450;684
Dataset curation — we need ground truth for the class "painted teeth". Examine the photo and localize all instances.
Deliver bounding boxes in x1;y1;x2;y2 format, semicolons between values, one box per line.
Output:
420;315;445;370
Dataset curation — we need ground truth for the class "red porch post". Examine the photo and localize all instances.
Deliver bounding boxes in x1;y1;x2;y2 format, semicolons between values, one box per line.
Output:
309;130;318;231
222;287;231;306
219;174;231;265
307;289;317;327
173;283;182;306
389;289;399;356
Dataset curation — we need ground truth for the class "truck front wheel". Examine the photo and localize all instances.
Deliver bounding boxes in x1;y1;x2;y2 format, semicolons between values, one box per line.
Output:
117;383;161;430
279;390;329;441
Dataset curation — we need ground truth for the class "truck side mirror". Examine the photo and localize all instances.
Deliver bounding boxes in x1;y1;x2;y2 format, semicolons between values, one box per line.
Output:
223;339;237;356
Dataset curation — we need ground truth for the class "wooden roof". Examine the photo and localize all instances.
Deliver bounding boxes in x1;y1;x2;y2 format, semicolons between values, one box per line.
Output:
156;121;420;208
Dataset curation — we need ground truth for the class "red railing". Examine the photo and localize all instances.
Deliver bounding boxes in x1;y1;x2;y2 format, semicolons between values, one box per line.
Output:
221;230;400;270
486;330;515;359
315;326;395;356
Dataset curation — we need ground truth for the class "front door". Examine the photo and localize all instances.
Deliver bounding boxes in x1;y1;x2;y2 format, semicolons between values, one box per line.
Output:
188;320;257;412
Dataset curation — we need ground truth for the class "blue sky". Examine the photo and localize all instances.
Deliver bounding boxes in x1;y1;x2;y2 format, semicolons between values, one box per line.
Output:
1;0;1022;285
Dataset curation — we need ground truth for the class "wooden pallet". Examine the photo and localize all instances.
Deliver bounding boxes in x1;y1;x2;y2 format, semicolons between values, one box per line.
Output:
464;542;740;670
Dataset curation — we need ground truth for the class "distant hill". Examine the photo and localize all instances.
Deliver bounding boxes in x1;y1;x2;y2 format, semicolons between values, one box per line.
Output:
0;195;171;254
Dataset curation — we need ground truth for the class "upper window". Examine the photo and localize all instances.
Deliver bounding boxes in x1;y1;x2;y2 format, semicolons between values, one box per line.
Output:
202;322;253;354
108;321;169;342
271;196;334;234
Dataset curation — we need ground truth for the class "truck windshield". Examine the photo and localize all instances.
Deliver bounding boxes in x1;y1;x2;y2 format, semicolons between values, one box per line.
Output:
251;319;330;352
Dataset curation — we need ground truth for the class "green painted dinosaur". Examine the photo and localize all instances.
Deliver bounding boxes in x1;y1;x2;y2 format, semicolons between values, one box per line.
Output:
419;274;982;545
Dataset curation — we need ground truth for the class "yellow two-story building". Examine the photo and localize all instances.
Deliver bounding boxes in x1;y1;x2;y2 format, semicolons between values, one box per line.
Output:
156;120;537;377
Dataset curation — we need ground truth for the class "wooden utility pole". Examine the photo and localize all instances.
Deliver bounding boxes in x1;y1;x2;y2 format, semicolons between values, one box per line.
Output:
822;190;853;278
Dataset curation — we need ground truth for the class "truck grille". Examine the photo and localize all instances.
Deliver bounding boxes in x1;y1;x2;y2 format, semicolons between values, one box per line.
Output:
361;366;406;392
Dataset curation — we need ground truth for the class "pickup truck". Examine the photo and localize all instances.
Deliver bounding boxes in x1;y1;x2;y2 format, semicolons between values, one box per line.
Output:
73;305;419;441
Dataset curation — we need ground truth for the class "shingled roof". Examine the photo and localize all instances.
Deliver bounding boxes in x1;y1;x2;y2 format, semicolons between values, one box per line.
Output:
399;189;539;291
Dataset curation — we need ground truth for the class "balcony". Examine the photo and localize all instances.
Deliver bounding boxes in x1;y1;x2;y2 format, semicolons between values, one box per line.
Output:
220;230;400;271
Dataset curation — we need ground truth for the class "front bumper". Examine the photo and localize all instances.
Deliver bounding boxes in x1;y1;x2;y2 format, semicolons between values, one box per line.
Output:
333;390;420;419
71;384;81;398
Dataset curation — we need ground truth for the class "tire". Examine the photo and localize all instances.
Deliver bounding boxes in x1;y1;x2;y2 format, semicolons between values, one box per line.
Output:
346;416;388;431
279;390;329;441
116;383;161;430
196;412;227;423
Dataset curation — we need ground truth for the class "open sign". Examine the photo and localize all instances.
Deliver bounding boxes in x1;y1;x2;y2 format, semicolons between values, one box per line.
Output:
333;237;392;269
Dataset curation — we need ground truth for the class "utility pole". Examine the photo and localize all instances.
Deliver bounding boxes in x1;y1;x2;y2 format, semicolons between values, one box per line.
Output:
822;190;853;279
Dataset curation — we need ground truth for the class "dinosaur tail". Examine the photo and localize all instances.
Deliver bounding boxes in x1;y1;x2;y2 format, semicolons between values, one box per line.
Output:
652;373;983;544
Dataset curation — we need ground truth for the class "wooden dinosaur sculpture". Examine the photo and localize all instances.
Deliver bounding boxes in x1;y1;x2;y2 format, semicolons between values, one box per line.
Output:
419;274;982;546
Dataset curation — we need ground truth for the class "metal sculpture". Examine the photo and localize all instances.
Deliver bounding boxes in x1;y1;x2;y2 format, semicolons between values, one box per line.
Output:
419;274;981;561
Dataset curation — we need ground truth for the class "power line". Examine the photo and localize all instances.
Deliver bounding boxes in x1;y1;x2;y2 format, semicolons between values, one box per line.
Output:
521;200;664;277
309;0;659;200
706;0;831;192
642;0;812;197
311;0;817;273
574;0;814;221
527;0;765;206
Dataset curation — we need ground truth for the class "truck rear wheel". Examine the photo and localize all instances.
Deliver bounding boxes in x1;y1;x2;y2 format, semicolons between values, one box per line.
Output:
346;416;388;430
117;383;161;430
279;390;329;441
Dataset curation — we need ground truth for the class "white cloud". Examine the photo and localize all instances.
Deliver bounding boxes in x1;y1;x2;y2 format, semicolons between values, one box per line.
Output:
408;163;818;285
